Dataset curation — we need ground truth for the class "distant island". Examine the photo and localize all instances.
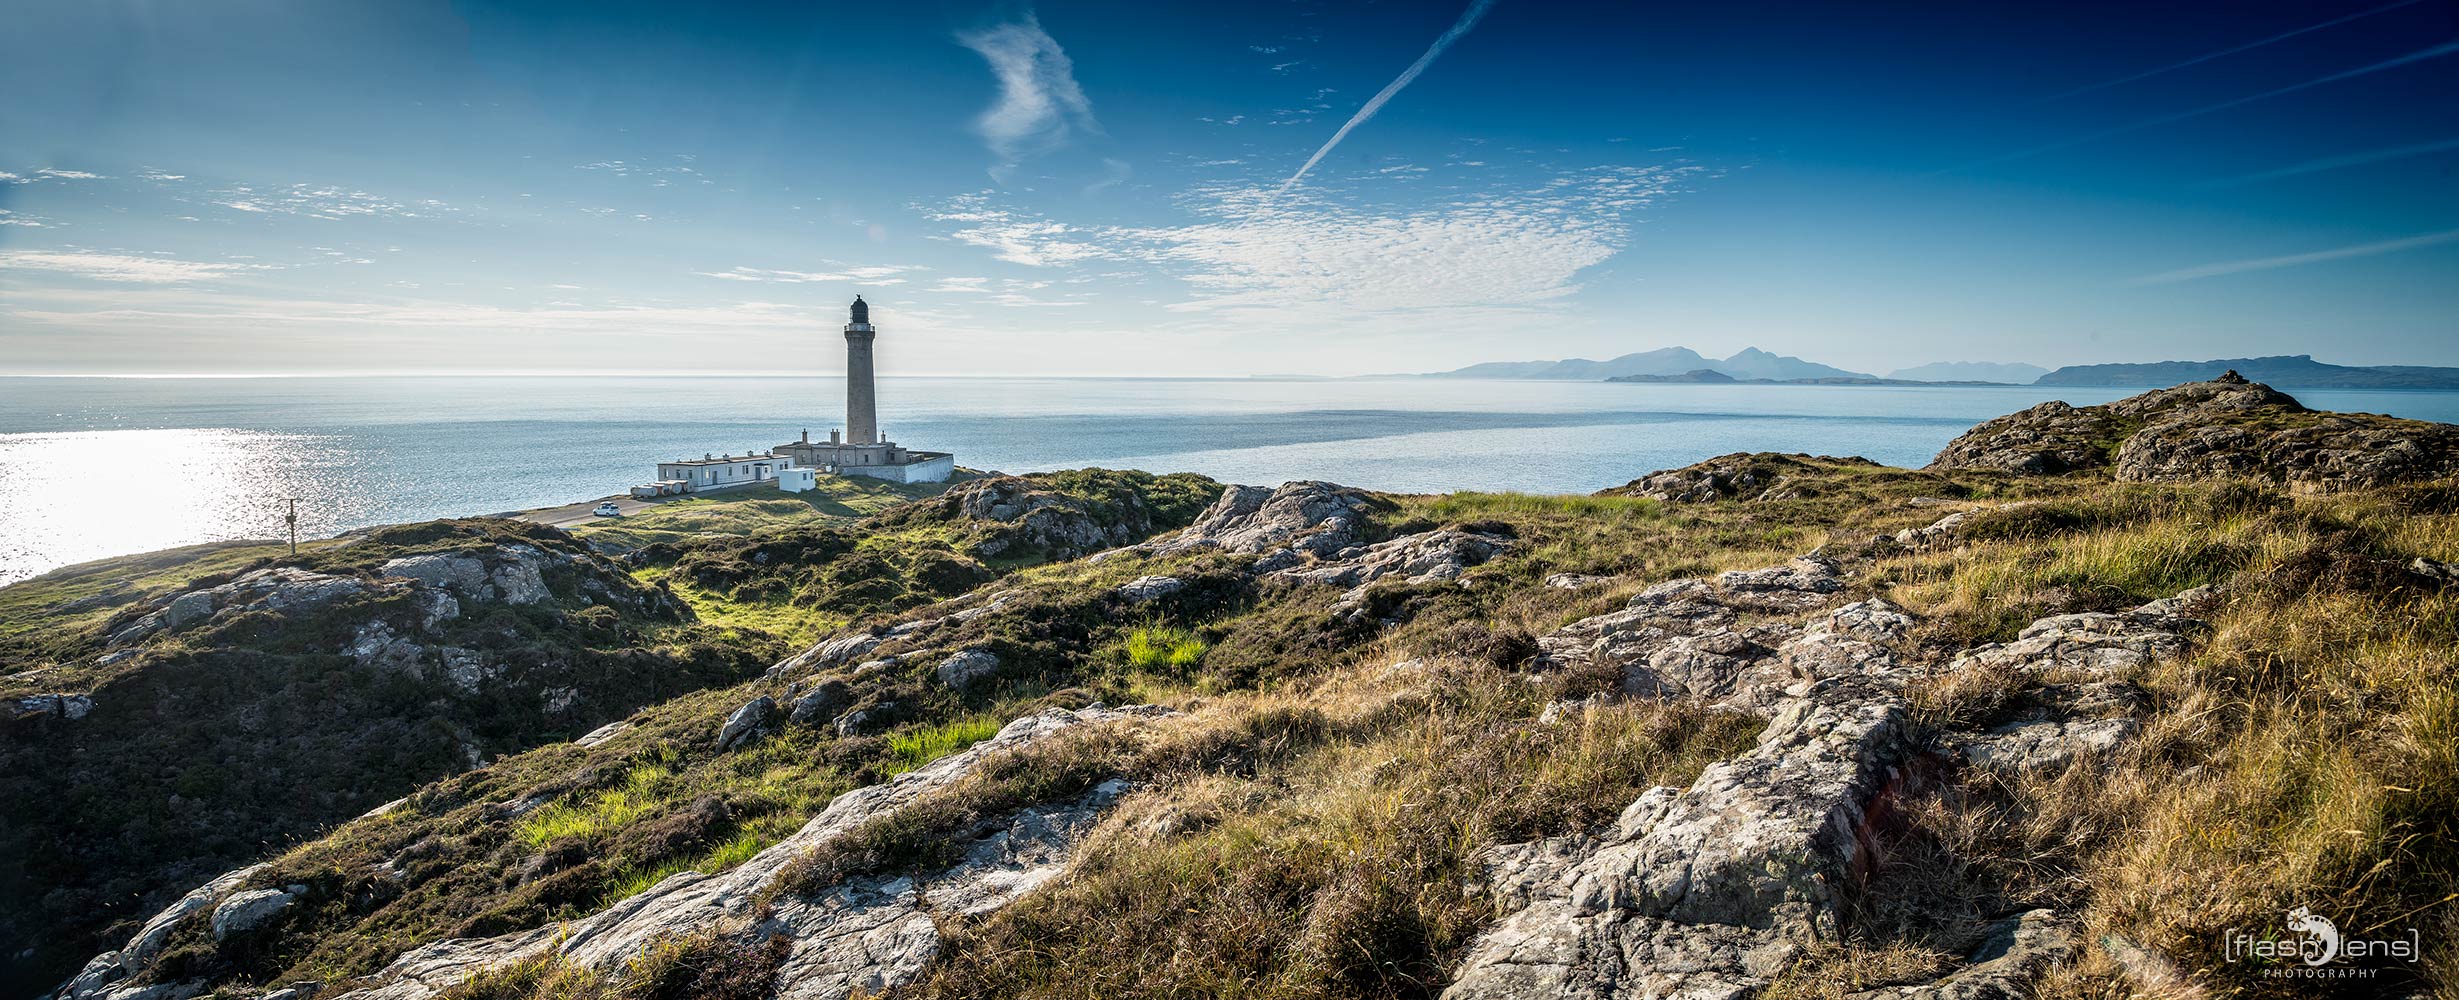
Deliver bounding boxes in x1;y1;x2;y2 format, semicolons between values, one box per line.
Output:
2036;355;2459;389
1421;349;2459;390
1605;368;2011;387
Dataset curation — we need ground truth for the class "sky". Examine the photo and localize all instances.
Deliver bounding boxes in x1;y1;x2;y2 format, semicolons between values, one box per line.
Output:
2;0;2456;377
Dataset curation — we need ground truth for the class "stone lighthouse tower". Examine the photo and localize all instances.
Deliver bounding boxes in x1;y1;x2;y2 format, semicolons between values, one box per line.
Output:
844;295;878;445
769;293;953;483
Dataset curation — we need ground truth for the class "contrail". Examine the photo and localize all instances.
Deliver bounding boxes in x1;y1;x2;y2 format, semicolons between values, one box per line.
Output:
2200;136;2459;187
2127;226;2459;285
1280;0;1498;194
2023;0;2425;106
1939;38;2459;175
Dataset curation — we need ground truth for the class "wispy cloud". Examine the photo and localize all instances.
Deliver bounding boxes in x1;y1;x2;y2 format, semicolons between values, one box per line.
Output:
2200;136;2459;187
694;264;919;284
957;13;1100;177
2127;226;2459;285
1944;39;2459;174
0;249;273;284
33;169;106;181
2021;0;2425;106
931;163;1693;318
1281;0;1498;193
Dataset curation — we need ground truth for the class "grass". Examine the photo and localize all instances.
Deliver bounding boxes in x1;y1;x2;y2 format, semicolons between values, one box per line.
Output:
44;452;2459;1000
516;762;676;851
567;476;967;551
1121;625;1206;670
887;717;1004;773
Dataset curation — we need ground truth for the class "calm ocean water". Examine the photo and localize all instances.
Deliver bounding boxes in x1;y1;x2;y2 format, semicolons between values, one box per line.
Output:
4;375;2456;586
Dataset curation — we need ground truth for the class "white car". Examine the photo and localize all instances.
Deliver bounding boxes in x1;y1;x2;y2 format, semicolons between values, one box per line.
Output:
592;502;622;517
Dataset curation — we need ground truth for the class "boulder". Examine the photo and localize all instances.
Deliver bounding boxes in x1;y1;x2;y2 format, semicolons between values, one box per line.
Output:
715;697;779;752
935;650;1003;690
210;887;296;940
1116;575;1184;602
790;681;852;727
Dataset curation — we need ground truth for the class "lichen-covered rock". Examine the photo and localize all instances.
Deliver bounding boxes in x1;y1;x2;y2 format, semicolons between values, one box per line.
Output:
1948;596;2202;677
1955;717;2139;774
1930;375;2459;489
715;696;779;752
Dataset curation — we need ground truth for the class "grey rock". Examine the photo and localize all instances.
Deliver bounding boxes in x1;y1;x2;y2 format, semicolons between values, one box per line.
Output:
1272;529;1511;612
715;696;779;752
935;649;1003;690
110;568;374;648
1117;575;1185;602
790;682;851;727
573;721;631;747
1957;717;2139;774
1544;573;1614;590
52;865;266;999
210;887;296;940
13;693;93;720
379;554;493;599
1151;481;1378;558
1847;910;2076;1000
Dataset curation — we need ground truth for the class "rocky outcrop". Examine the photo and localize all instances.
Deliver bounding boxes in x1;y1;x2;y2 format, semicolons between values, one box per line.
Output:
1608;453;1885;503
378;545;564;607
52;864;267;1000
328;705;1168;1000
1445;559;2203;1000
1147;481;1380;559
884;477;1156;561
1930;375;2459;489
107;568;380;647
1272;528;1512;614
767;590;1023;680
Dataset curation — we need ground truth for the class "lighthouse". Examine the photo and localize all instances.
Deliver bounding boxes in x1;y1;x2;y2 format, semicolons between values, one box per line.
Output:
765;295;956;483
844;295;878;445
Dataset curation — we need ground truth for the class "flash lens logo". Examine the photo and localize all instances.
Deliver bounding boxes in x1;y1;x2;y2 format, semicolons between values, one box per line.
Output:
2225;905;2420;980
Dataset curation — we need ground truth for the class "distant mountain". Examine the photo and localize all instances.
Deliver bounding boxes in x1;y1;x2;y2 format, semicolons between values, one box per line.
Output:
2037;355;2459;389
1887;361;2047;384
1424;347;1875;381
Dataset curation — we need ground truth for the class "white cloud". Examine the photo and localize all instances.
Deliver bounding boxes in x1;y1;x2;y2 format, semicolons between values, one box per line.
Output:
0;250;272;284
209;183;445;220
1284;0;1497;192
957;13;1101;172
34;168;106;181
138;169;186;182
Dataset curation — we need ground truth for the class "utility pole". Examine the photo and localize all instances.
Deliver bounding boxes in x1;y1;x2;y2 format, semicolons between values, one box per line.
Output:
281;497;300;556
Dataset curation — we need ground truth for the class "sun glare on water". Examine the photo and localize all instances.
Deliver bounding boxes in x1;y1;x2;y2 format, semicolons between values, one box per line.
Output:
0;428;366;586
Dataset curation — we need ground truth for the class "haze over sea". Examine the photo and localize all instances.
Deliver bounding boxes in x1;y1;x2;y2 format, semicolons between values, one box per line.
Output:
5;375;2457;586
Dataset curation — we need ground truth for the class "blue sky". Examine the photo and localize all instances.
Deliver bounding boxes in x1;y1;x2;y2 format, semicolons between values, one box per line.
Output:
2;0;2455;376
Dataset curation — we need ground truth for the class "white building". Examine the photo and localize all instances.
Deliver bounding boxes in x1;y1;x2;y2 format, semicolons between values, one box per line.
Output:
653;452;787;492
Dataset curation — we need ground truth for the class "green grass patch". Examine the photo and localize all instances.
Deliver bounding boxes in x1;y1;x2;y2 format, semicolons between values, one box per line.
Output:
887;717;1004;774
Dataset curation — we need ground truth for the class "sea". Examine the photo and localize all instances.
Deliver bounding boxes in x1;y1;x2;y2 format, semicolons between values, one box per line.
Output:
4;375;2457;587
